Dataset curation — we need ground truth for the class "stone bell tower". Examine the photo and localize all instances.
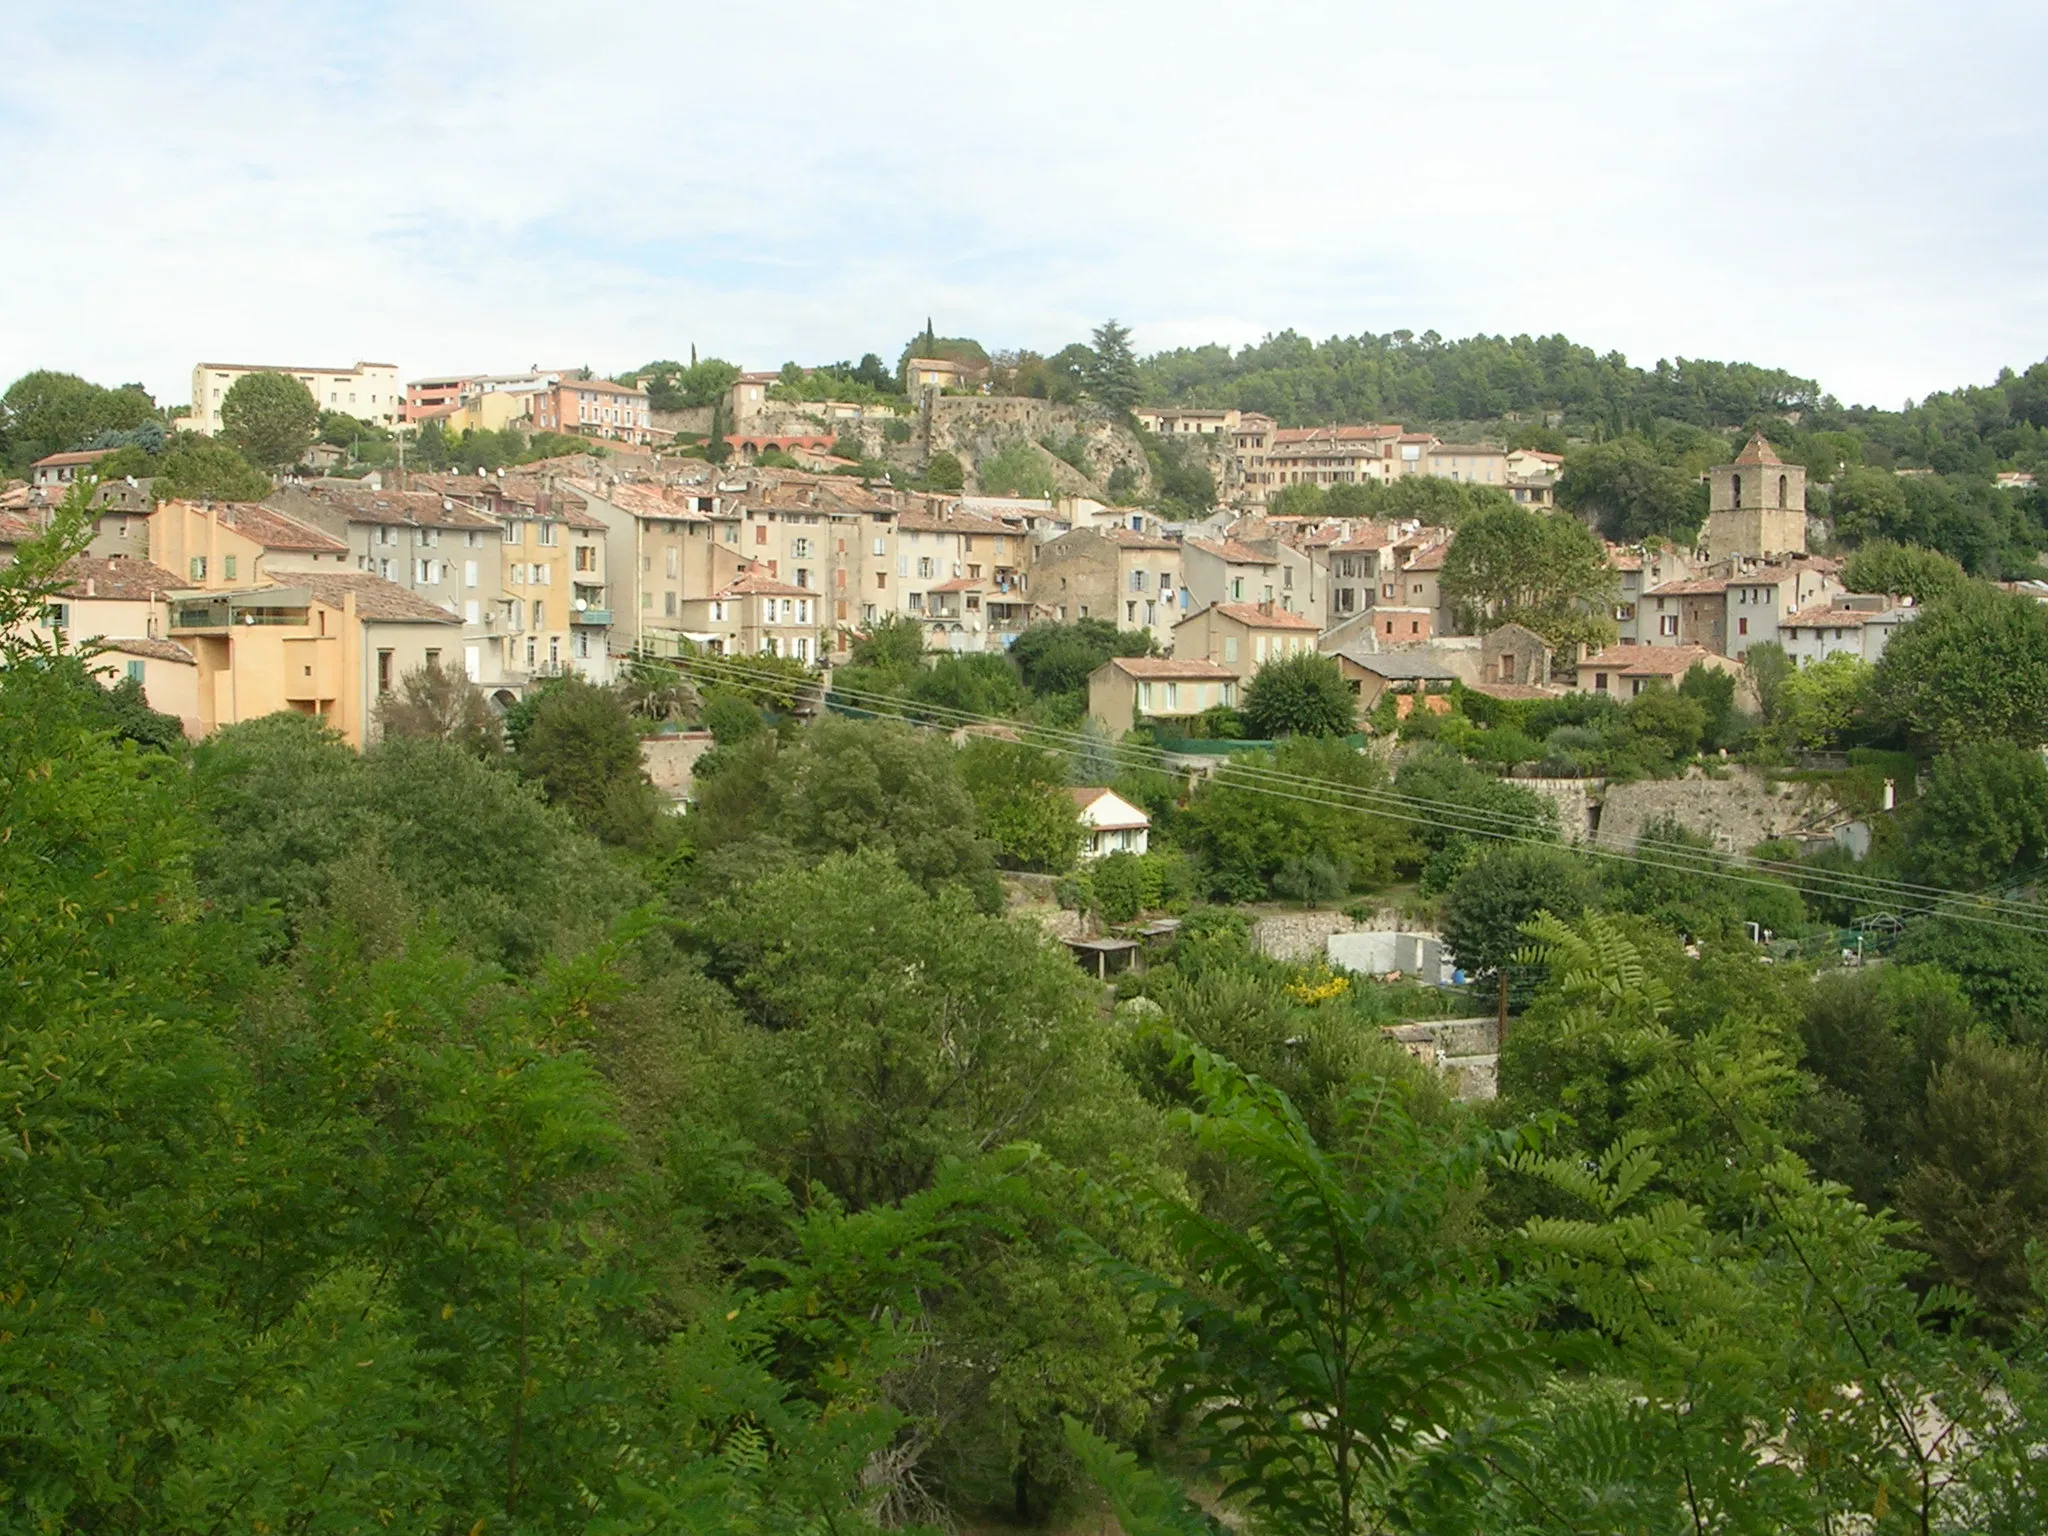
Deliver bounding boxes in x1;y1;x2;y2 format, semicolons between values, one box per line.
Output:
1702;432;1806;562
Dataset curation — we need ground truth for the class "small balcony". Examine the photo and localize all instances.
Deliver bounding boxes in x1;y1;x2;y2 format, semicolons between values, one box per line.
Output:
572;607;611;626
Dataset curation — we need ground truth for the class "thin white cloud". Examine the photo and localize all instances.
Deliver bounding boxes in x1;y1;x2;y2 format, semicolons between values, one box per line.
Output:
2;0;2042;409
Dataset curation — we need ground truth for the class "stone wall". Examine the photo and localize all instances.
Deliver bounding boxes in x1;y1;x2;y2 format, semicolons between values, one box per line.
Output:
640;731;716;804
1516;767;1845;851
1251;909;1359;960
1596;766;1843;850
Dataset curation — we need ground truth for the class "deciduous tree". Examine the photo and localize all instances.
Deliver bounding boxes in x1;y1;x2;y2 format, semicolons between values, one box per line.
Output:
1870;580;2048;748
220;370;319;470
1440;501;1617;649
1240;650;1354;738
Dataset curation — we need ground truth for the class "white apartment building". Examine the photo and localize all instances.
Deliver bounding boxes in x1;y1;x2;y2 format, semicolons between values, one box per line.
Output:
188;361;400;433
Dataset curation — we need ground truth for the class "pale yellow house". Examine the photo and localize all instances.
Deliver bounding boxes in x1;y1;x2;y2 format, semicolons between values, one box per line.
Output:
24;557;202;735
1087;656;1239;738
679;571;821;660
187;361;400;433
1171;600;1321;681
150;499;355;588
167;571;461;747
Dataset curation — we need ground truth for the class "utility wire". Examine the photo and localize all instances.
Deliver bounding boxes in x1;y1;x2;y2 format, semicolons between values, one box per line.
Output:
654;650;2048;938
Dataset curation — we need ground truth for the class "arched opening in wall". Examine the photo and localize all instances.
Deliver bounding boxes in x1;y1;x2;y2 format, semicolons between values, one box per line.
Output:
1778;474;1789;508
1731;473;1743;508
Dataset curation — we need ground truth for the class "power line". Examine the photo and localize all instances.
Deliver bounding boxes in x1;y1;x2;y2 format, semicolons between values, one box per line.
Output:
655;649;2048;940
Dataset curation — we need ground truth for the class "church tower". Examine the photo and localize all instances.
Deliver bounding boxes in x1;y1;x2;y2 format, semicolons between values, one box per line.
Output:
1702;432;1806;561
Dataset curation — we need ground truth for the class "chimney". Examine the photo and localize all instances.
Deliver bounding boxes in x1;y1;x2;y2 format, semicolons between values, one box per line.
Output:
1258;598;1275;617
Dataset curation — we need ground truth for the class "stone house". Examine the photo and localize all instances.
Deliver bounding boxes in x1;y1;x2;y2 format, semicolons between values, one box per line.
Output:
1478;623;1552;687
1033;526;1182;647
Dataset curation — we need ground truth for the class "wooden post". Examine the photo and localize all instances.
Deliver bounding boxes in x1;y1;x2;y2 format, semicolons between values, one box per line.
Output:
1497;970;1509;1052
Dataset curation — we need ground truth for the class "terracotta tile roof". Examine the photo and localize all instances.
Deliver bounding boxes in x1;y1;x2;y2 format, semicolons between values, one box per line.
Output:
1187;537;1274;564
1648;576;1730;596
929;576;985;592
104;636;196;663
896;507;1013;536
33;448;117;469
1428;442;1504;456
1781;601;1903;628
1732;432;1784;467
1200;602;1320;631
1402;542;1449;572
1579;643;1723;677
555;378;649;397
58;557;183;601
1097;527;1178;550
281;486;501;530
1109;656;1239;680
1609;551;1644;571
577;480;713;522
714;572;813;599
293;572;462;623
1272;424;1403;445
0;511;45;543
204;502;349;554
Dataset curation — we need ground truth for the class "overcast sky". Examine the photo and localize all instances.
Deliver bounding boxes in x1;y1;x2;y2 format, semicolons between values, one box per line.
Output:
4;1;2043;411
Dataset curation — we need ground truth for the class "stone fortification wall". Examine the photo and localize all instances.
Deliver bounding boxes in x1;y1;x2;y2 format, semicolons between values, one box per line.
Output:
1516;767;1845;852
1596;767;1842;851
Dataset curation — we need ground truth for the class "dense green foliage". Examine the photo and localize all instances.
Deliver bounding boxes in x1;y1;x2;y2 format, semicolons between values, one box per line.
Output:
1441;502;1617;649
0;368;158;472
11;481;2048;1534
1239;650;1354;738
220;370;320;470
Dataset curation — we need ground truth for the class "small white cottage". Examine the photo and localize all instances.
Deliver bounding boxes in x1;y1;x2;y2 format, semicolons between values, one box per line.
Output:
1070;787;1151;860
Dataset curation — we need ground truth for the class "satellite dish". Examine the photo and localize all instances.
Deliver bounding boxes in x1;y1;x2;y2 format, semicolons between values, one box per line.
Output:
443;498;454;512
574;598;587;611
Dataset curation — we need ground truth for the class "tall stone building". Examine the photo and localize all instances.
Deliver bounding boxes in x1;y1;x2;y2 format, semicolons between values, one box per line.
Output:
1702;432;1806;561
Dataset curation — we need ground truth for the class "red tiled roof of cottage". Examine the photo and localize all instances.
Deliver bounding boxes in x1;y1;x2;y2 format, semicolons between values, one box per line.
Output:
1647;576;1730;596
1108;656;1240;680
1202;602;1320;630
1733;432;1784;467
58;557;184;601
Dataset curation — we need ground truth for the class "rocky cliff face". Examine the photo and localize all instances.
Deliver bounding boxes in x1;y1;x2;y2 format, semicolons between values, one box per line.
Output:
921;396;1151;499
